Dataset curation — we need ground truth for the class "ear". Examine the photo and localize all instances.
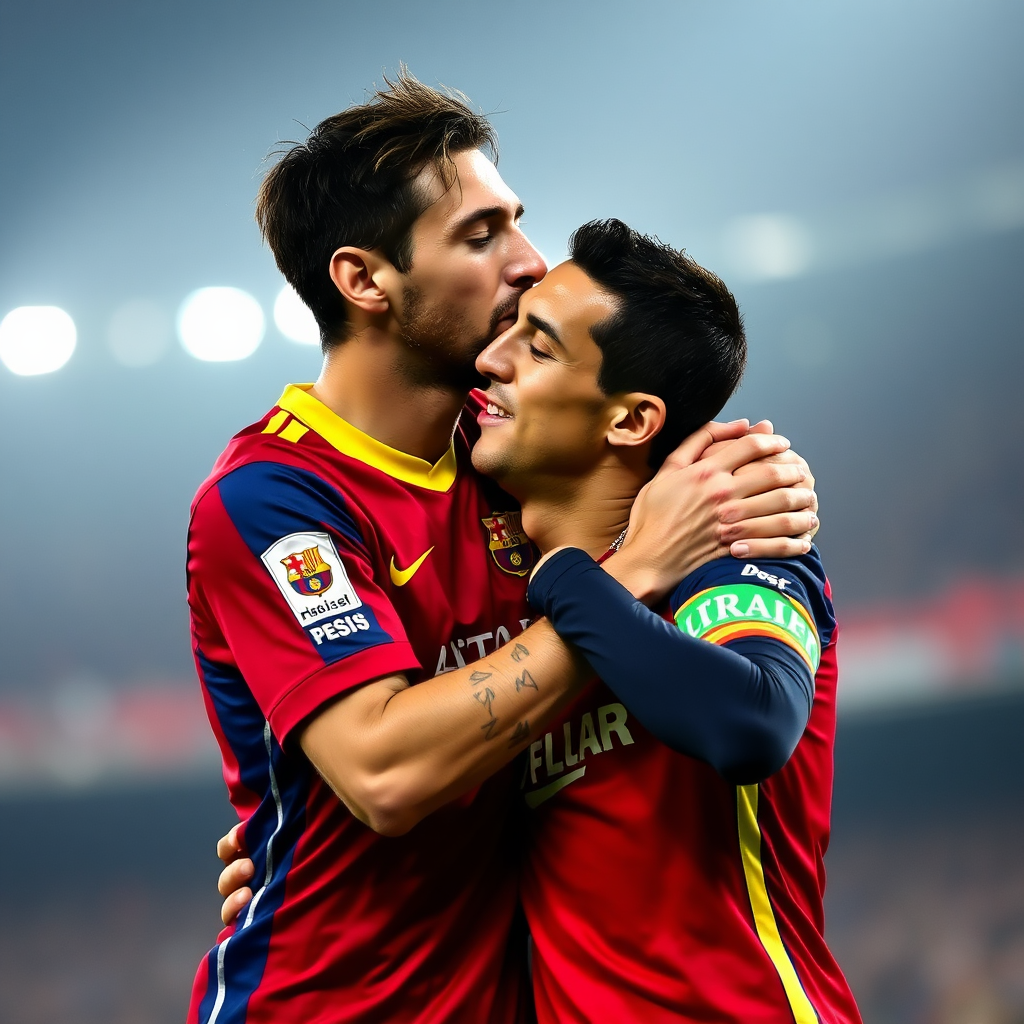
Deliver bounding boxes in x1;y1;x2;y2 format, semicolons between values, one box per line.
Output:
328;247;396;316
605;393;667;452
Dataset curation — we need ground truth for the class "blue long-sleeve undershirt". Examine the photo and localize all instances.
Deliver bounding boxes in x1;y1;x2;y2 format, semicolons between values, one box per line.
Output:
527;548;817;785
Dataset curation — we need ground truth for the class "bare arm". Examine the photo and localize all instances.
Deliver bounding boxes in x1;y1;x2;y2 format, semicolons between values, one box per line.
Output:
300;618;588;836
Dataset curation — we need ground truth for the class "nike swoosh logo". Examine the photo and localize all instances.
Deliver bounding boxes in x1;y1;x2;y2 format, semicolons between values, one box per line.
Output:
524;766;587;808
389;547;434;587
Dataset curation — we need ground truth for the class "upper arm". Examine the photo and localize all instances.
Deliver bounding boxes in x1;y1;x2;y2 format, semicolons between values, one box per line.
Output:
667;550;835;780
670;550;834;686
188;461;421;744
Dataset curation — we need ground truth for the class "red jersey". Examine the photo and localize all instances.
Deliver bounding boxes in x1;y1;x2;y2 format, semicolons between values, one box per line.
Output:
186;384;533;1024
520;554;862;1024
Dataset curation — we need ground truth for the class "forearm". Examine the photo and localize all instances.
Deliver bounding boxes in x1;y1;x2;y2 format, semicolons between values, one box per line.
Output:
302;618;589;835
529;549;814;783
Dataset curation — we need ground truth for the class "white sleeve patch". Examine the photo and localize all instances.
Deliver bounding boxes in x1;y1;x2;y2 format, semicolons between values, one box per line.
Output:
260;531;363;627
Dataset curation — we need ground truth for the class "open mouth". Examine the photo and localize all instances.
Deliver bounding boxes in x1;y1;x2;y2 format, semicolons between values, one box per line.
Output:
478;390;515;427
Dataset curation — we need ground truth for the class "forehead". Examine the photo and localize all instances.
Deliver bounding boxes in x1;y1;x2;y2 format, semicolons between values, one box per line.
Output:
413;149;521;236
523;261;618;352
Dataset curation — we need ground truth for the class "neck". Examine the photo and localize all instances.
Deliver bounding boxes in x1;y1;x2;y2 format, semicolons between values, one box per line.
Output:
519;459;648;560
310;325;469;464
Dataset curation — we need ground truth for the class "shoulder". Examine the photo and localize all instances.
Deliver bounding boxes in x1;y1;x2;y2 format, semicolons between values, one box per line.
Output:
191;453;368;563
671;548;836;655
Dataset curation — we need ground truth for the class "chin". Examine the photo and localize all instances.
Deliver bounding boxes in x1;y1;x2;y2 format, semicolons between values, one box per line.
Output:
471;442;520;490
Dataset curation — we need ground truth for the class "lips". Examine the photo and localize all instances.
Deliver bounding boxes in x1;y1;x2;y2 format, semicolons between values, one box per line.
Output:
491;315;517;339
485;401;512;419
478;389;514;426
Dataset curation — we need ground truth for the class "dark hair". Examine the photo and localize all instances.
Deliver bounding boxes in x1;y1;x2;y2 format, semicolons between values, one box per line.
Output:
568;219;747;468
255;70;496;348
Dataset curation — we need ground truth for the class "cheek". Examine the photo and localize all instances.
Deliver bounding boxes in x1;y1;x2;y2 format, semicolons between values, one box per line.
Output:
519;396;604;464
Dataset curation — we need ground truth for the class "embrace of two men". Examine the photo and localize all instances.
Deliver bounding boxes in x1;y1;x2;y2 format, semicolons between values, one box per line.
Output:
186;73;860;1024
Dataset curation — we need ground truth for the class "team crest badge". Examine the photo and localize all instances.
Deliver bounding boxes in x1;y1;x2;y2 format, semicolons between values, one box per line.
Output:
481;511;535;577
280;545;334;596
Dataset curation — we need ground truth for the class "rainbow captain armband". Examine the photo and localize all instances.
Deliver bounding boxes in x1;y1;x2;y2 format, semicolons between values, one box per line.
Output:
675;585;821;674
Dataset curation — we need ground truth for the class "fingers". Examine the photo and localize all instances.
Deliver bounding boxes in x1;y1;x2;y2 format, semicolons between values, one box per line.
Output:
661;419;751;471
218;857;255;898
727;458;808;499
701;432;792;474
730;536;813;560
217;822;246;865
221;887;254;927
720;510;818;544
717;488;816;525
705;418;750;441
734;448;803;470
747;419;774;434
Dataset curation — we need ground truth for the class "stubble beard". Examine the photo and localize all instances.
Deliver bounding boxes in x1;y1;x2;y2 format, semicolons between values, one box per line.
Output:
398;285;520;393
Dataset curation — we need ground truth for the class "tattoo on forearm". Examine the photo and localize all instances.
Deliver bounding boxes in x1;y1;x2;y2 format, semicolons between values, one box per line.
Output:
510;643;529;663
474;687;495;716
508;720;530;747
469;670;492;684
475;686;498;740
514;669;538;693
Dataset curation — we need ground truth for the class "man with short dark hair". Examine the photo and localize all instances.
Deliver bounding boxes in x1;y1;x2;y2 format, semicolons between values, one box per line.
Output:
187;73;818;1024
471;219;861;1022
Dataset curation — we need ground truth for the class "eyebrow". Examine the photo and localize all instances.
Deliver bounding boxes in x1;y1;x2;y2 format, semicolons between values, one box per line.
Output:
526;312;565;349
451;203;525;236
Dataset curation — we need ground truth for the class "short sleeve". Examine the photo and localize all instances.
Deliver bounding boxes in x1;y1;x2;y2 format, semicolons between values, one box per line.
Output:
188;460;421;743
669;548;836;674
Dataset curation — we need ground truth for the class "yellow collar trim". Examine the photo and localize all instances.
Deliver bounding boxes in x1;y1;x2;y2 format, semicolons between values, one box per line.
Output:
276;384;458;492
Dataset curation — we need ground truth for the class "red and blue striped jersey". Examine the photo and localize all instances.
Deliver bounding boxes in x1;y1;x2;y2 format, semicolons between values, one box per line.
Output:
186;385;532;1024
520;553;862;1024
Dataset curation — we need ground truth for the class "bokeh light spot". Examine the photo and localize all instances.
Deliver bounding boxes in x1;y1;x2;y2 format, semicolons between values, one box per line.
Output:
177;287;265;362
0;306;77;376
723;214;812;281
274;284;321;346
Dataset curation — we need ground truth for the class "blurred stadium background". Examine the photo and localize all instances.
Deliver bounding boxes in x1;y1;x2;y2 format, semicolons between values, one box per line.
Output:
2;1;1023;1021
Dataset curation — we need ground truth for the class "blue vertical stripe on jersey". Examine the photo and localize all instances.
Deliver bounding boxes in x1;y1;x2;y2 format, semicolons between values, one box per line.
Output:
196;649;311;1024
216;461;368;556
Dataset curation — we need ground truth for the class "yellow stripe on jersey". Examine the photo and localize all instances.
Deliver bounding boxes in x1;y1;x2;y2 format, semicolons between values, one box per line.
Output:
276;384;458;492
279;419;309;443
262;410;289;434
736;784;819;1024
703;621;816;673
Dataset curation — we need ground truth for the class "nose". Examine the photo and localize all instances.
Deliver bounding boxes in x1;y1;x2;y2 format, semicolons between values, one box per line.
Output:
475;330;515;384
506;229;547;290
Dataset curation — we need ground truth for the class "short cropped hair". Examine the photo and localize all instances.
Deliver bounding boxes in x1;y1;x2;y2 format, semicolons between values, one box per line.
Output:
568;219;747;469
256;70;496;347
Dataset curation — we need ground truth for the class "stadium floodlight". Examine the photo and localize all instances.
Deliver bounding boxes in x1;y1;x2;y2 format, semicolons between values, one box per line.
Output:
108;299;172;367
274;283;321;345
722;214;812;281
0;305;77;376
177;286;265;362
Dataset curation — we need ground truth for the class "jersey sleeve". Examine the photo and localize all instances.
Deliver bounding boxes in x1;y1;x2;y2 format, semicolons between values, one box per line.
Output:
669;549;835;675
528;547;835;782
188;460;421;744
